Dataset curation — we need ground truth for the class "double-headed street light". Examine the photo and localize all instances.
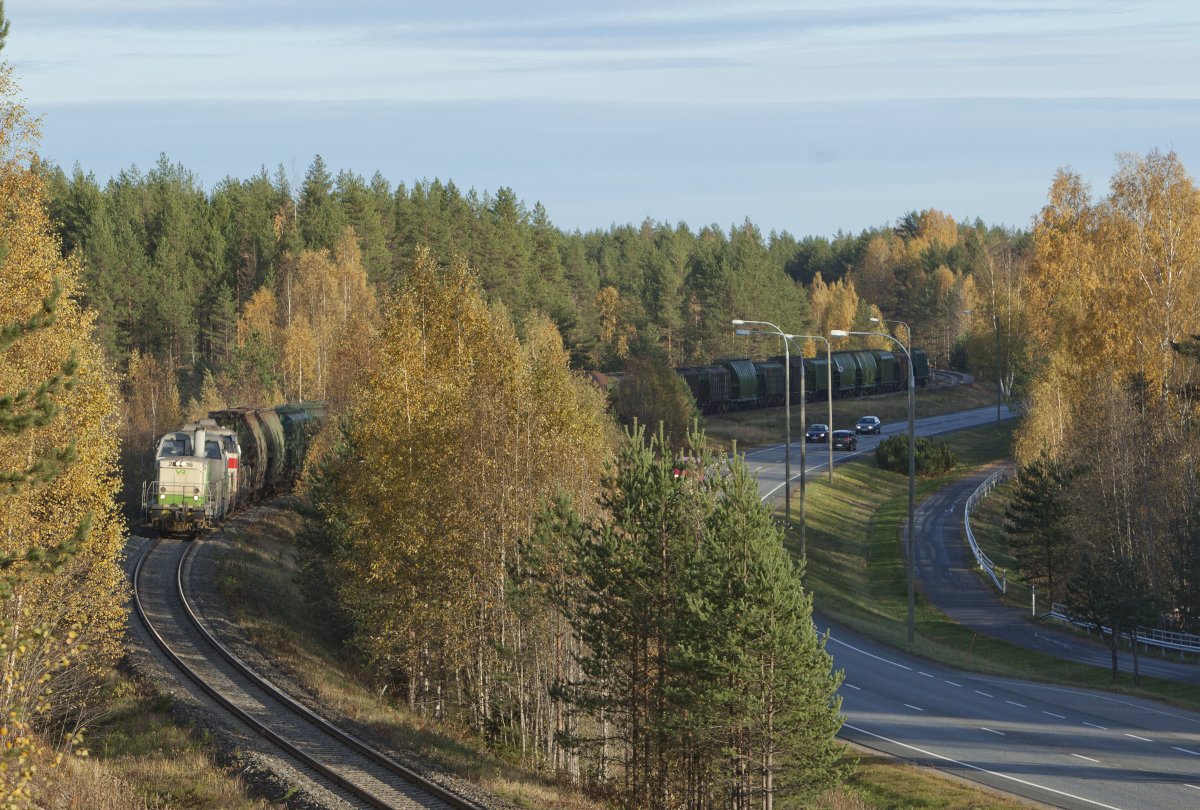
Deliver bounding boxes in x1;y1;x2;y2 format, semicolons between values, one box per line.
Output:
832;327;917;644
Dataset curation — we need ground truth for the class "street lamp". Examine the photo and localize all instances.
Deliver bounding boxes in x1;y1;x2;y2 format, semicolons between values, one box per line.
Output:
788;335;833;485
832;327;917;644
733;319;794;534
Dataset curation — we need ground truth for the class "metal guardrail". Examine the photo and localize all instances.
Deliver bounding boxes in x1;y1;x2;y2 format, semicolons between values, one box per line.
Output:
963;467;1013;592
1046;603;1200;655
963;469;1200;656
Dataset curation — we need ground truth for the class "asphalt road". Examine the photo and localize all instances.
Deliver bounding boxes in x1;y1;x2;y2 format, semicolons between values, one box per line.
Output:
748;406;1200;808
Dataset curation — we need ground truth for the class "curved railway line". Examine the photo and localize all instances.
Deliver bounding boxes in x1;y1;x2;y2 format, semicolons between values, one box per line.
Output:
132;536;484;810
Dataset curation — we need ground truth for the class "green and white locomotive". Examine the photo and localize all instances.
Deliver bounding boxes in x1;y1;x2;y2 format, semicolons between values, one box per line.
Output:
142;403;324;536
142;418;239;534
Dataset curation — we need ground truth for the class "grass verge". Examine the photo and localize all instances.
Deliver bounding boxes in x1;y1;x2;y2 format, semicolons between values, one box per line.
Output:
793;420;1200;711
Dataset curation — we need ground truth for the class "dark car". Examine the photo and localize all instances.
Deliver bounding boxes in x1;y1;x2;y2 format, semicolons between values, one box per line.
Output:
831;430;858;451
805;423;829;443
855;415;882;435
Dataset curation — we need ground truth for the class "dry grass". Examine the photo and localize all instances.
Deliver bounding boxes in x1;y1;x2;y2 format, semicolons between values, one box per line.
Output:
217;505;603;810
36;675;278;809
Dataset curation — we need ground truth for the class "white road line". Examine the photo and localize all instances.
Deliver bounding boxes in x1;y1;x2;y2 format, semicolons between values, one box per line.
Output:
981;727;1004;735
1172;746;1200;756
1125;733;1153;742
1187;784;1200;791
1043;711;1066;719
844;683;861;691
974;690;993;698
944;680;962;687
1006;700;1027;708
841;722;1125;810
919;671;933;678
904;704;925;712
826;633;913;671
1083;722;1108;730
1072;754;1099;763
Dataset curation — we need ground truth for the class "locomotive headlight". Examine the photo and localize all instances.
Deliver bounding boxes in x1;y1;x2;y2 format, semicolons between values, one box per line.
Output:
193;495;199;501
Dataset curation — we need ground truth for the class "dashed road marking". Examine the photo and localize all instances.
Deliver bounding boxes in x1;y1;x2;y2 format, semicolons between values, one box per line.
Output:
1043;711;1066;719
945;680;962;687
981;727;1004;735
1172;746;1200;756
844;683;861;691
974;690;993;698
1072;754;1099;763
919;671;933;678
1006;700;1027;708
904;704;925;712
1083;722;1108;730
1124;733;1152;742
842;723;1125;810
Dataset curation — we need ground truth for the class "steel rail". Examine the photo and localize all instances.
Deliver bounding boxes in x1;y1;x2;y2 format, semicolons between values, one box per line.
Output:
133;538;482;809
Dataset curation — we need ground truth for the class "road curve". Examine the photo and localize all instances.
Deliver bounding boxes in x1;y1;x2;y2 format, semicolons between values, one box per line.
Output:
752;408;1200;808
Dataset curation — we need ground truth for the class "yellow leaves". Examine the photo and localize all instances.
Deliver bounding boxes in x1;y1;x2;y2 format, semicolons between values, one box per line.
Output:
322;246;614;670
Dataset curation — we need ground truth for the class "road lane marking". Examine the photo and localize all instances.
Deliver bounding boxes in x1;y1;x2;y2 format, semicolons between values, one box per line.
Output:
1124;733;1152;742
1042;711;1066;719
981;727;1004;735
1072;754;1099;763
844;683;861;691
974;690;993;698
1006;700;1027;708
1172;746;1200;756
944;680;962;687
919;672;933;678
826;634;913;670
1083;722;1108;730
1187;784;1200;791
841;722;1125;810
904;704;925;712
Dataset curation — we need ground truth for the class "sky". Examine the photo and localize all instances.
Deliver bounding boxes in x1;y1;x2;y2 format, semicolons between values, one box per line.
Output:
8;1;1200;237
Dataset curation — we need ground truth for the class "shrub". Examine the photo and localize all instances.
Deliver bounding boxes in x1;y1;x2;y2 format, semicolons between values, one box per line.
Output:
875;434;958;477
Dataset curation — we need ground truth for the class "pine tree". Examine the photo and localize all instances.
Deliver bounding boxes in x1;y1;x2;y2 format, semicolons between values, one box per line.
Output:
1004;450;1079;601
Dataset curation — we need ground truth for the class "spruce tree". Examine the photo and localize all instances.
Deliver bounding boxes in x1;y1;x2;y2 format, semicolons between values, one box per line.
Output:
1004;450;1079;601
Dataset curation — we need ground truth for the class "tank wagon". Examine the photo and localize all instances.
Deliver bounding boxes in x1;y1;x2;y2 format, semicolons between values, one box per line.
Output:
644;347;930;414
143;401;324;535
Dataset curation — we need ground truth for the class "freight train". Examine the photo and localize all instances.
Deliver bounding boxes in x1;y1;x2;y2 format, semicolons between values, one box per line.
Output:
675;347;929;414
141;402;325;535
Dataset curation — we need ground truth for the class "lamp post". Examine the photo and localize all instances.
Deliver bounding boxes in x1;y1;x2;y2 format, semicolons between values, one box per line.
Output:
788;335;833;484
832;327;917;644
733;319;794;533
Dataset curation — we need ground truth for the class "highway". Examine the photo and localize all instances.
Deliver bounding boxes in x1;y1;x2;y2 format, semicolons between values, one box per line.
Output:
746;404;1200;808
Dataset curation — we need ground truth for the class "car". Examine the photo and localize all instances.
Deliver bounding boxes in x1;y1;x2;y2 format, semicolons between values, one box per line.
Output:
831;430;858;451
855;415;882;435
805;423;829;443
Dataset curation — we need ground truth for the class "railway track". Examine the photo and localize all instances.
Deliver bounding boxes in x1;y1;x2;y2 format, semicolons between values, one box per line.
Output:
132;536;484;810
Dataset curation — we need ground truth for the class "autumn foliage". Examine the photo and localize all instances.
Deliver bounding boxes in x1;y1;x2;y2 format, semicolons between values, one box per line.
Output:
0;65;126;803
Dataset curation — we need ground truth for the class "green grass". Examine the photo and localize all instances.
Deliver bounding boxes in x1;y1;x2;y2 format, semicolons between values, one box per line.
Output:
788;421;1200;711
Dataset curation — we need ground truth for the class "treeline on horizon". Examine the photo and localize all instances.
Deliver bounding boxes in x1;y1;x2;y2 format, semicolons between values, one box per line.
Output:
41;152;1030;408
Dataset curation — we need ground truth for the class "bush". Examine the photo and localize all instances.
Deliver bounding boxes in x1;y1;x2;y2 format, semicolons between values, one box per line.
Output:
875;434;958;477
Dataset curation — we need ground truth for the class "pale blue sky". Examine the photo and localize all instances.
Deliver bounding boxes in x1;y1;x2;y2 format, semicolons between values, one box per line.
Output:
9;1;1200;235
